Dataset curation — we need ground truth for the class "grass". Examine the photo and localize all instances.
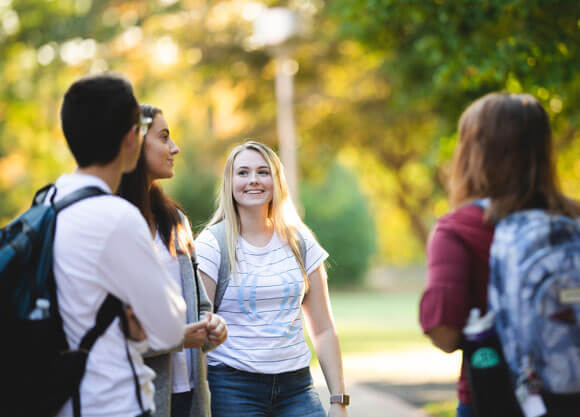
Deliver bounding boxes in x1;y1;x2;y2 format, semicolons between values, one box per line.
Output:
423;400;456;417
330;291;427;354
305;290;428;356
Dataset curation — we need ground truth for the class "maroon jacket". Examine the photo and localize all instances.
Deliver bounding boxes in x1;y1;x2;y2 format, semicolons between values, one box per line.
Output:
419;204;494;404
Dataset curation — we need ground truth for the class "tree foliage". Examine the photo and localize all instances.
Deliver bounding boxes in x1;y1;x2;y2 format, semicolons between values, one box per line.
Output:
325;0;580;252
2;0;580;269
302;162;376;287
330;0;580;124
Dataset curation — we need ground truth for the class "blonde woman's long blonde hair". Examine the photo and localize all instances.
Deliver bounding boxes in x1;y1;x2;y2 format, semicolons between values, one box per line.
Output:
206;140;312;292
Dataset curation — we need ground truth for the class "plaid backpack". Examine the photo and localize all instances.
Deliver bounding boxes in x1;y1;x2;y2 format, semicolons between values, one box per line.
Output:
487;207;580;403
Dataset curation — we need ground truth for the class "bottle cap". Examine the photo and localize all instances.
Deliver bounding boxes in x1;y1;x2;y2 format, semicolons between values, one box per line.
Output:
463;308;495;336
36;298;50;309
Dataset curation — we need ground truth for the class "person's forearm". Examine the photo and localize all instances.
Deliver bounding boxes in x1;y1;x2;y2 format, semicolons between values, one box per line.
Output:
311;327;346;395
426;325;462;353
142;344;182;358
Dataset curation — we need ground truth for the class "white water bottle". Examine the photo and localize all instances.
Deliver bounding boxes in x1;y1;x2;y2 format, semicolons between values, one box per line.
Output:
28;298;50;320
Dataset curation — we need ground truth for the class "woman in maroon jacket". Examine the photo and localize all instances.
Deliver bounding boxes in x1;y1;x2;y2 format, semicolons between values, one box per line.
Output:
419;92;580;417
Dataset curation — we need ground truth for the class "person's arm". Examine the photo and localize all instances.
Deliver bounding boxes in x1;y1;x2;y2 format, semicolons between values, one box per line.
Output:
420;224;473;354
195;229;220;307
426;326;461;353
198;271;227;351
302;265;348;417
200;271;216;305
196;264;213;317
99;211;186;350
123;306;180;357
195;230;227;351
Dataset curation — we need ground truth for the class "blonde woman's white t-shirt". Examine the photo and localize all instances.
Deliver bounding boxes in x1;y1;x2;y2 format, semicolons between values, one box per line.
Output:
195;228;328;374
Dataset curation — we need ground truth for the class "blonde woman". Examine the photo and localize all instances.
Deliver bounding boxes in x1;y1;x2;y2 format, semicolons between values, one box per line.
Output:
195;141;349;417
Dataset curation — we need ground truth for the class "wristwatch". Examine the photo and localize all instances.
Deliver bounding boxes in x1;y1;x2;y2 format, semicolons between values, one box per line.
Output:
329;394;350;406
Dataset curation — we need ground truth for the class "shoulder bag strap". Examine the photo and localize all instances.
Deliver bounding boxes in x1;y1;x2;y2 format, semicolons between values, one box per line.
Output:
470;198;490;211
54;186;107;212
74;294;149;417
117;299;150;416
208;221;229;313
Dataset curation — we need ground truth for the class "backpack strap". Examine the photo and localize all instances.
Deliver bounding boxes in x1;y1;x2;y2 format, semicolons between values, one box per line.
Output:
208;221;308;312
73;294;149;417
32;183;56;207
78;294;123;352
208;221;228;313
471;198;490;210
118;310;149;417
54;186;107;212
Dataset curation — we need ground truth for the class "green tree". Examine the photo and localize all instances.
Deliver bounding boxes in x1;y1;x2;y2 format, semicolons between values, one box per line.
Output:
322;0;580;252
301;162;376;287
330;0;580;125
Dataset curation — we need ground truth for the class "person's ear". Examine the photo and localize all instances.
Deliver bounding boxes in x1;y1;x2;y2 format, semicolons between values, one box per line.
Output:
122;125;139;148
119;125;142;171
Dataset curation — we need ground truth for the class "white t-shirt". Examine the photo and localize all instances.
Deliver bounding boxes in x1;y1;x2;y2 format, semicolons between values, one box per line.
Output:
153;232;191;394
195;227;328;374
53;173;186;417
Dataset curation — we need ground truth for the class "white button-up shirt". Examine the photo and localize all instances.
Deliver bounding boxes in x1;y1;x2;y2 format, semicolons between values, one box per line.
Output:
53;172;186;417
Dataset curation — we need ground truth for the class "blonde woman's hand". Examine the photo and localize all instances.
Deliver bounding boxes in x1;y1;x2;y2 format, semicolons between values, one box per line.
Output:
205;312;228;347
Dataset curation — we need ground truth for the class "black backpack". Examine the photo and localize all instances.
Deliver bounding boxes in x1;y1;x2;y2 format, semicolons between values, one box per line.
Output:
1;184;149;417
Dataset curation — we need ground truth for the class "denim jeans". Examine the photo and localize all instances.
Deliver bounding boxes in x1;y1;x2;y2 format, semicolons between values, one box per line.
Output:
456;401;474;417
208;364;326;417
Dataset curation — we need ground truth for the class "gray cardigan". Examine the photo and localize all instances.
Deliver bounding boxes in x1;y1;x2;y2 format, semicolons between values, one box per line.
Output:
145;216;213;417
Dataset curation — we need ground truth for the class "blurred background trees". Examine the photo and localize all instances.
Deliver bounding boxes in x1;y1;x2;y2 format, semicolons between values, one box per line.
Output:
2;0;580;287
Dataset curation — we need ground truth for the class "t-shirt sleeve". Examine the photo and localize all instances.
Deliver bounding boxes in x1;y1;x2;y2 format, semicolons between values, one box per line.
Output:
97;209;186;350
419;223;473;333
299;227;329;276
194;229;221;283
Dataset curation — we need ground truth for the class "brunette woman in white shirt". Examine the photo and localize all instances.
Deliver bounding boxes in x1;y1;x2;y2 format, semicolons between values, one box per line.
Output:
119;104;227;417
195;141;348;417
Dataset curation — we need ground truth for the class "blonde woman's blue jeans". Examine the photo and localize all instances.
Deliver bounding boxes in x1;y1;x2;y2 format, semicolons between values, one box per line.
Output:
208;364;326;417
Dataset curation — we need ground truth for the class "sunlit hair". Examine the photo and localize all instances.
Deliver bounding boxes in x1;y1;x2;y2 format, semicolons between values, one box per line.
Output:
449;92;580;223
118;104;192;257
206;140;311;291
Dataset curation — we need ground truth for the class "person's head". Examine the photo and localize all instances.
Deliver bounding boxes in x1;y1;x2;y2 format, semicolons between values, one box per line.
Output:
118;104;187;256
140;104;180;183
60;73;145;170
208;140;310;287
449;92;579;222
214;140;298;226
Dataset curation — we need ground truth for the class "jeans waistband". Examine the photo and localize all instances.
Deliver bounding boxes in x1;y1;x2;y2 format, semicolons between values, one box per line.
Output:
209;363;310;378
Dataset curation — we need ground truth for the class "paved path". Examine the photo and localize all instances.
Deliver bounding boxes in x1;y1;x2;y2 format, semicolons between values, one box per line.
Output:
311;347;461;417
314;383;430;417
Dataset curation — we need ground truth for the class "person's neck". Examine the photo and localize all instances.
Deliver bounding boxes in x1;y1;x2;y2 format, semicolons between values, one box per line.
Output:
239;207;273;246
76;160;123;194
